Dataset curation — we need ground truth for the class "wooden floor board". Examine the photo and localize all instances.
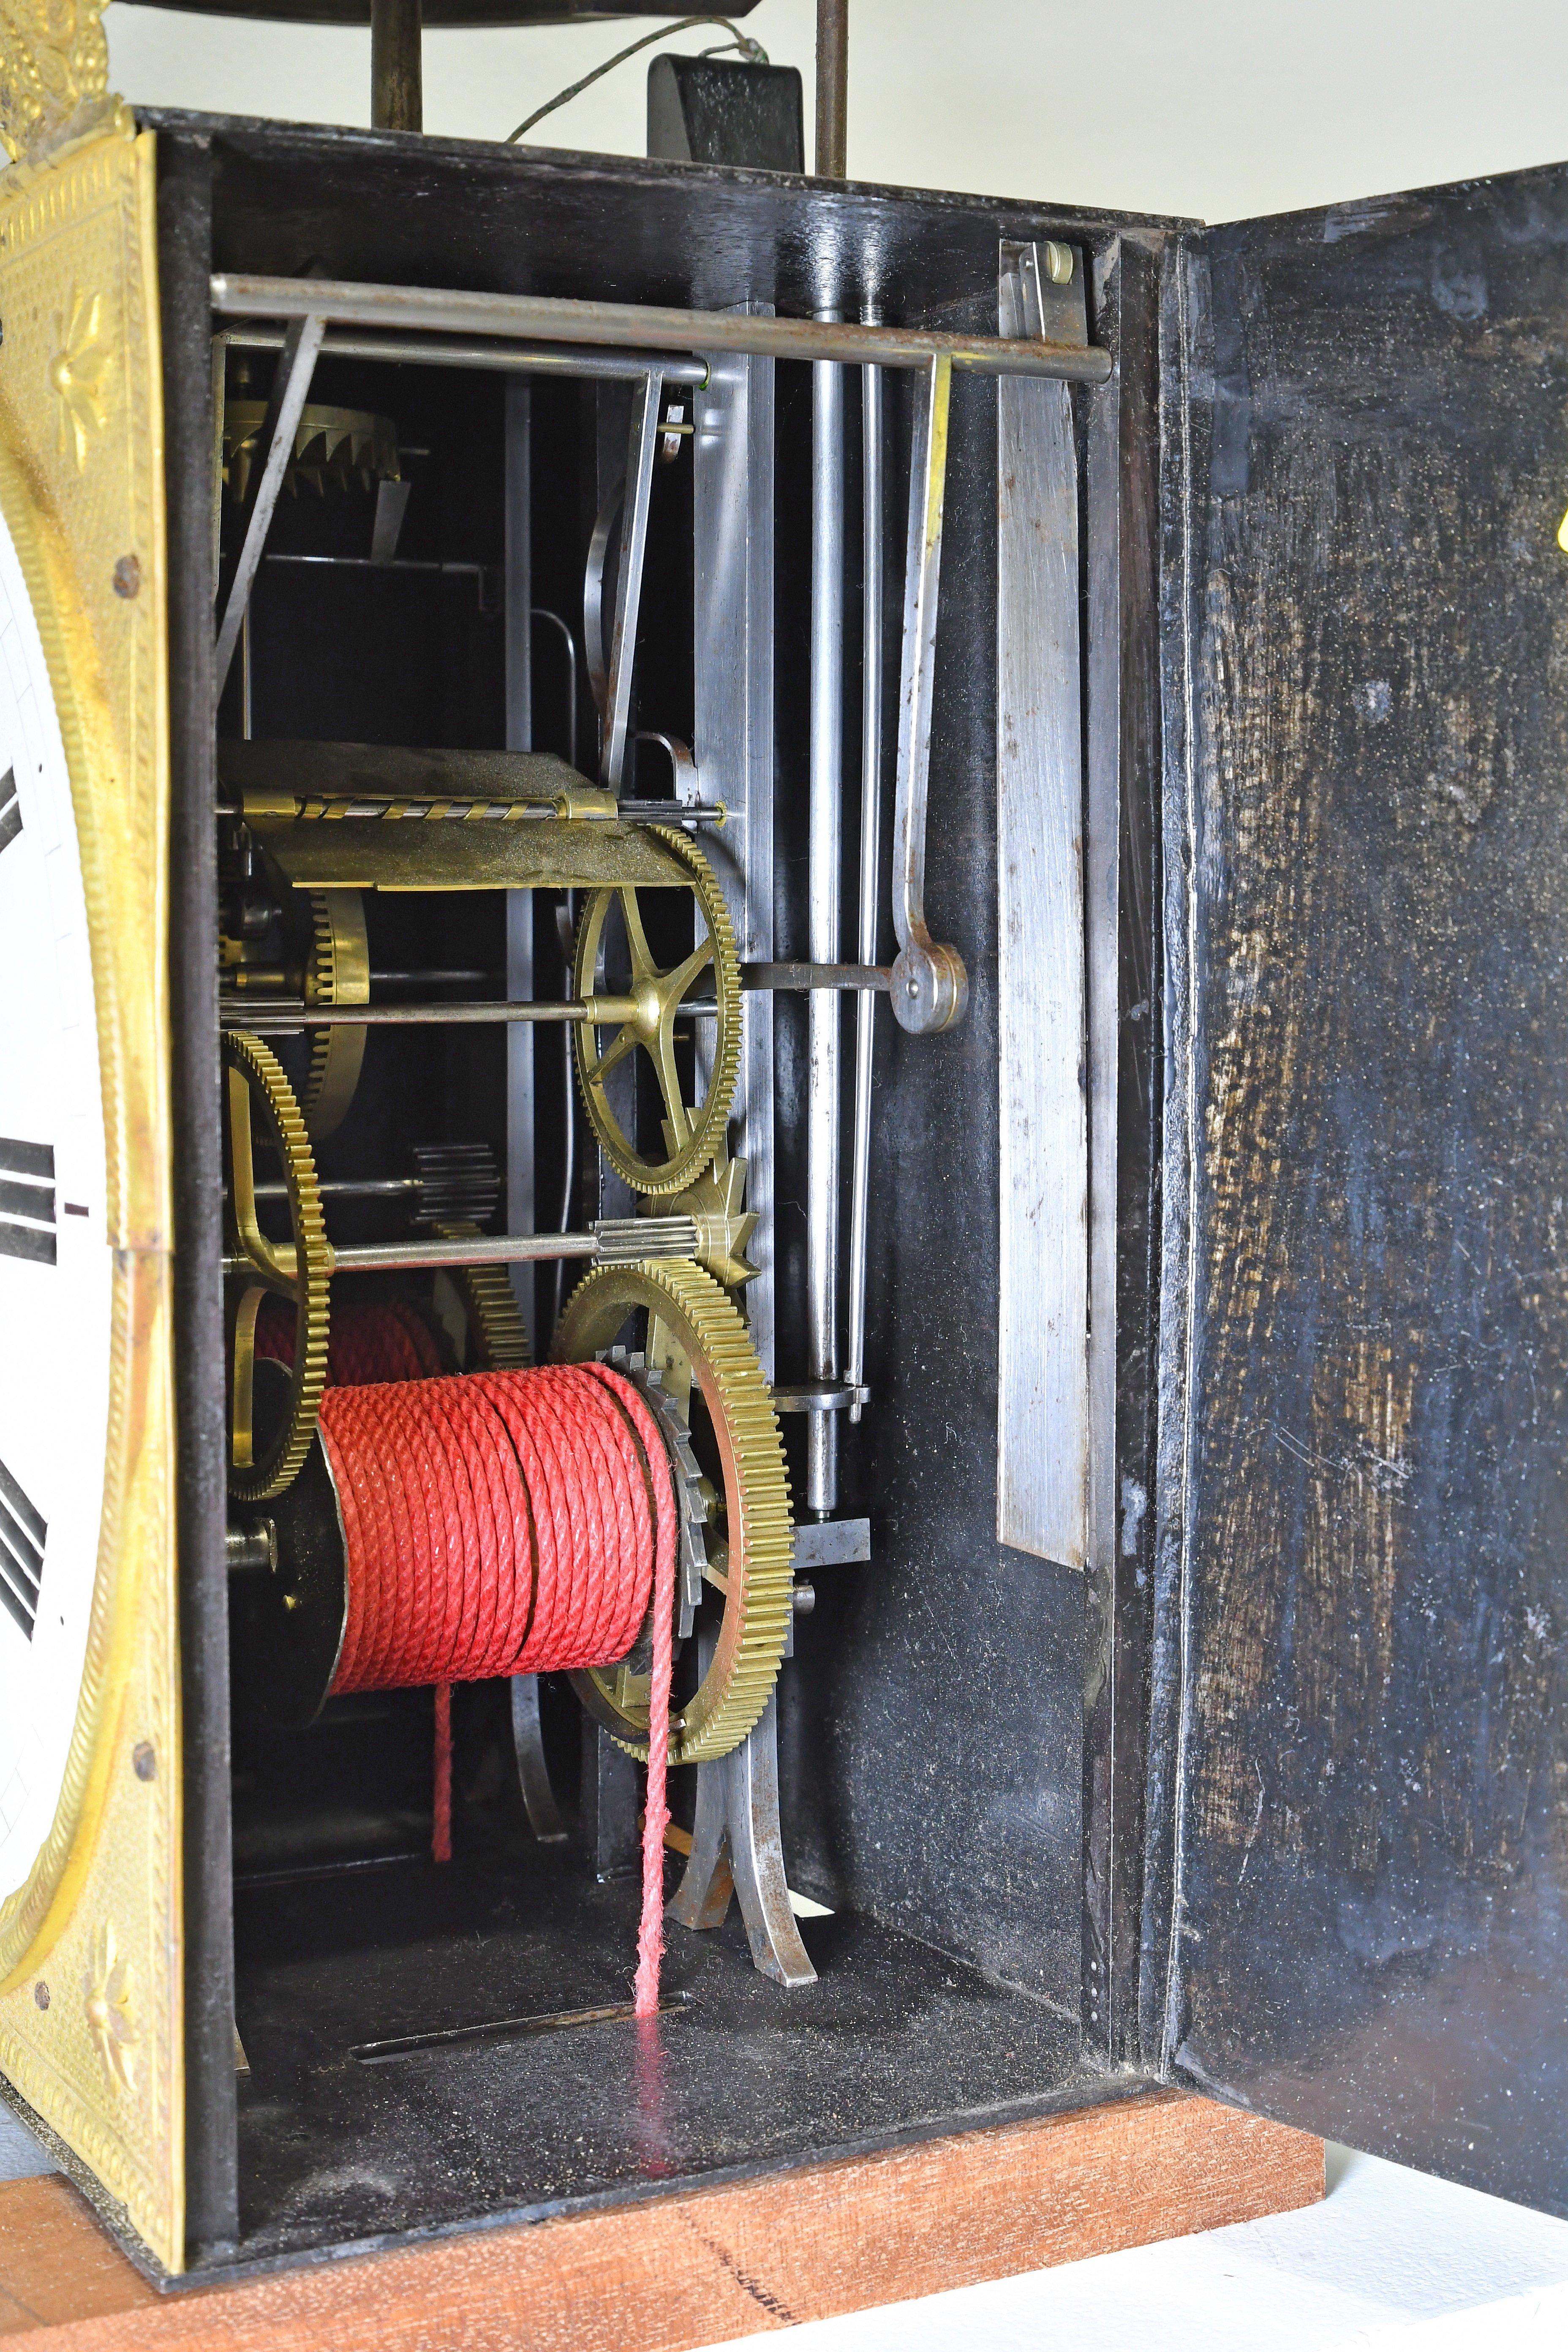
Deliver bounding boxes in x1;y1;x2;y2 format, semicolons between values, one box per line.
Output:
0;2092;1323;2349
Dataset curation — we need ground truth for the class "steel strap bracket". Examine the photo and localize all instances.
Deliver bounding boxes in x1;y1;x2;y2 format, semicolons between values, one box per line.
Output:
214;310;327;697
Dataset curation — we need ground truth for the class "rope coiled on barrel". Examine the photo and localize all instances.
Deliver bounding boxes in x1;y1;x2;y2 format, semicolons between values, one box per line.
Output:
317;1365;677;2012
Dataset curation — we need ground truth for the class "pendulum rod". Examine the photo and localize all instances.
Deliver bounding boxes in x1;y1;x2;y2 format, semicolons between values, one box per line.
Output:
847;340;883;1425
815;0;849;180
807;337;844;1517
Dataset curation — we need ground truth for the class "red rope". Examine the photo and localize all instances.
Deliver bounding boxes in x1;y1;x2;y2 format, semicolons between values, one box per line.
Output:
433;1682;453;1865
578;1362;675;2015
256;1295;443;1386
317;1365;678;2012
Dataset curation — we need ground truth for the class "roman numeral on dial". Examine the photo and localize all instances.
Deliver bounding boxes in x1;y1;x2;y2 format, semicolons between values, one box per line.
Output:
0;1137;55;1266
0;768;18;856
0;1450;45;1642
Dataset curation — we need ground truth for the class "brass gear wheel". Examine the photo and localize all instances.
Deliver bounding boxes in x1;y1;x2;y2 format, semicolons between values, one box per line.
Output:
437;1222;531;1369
223;1031;334;1501
223;402;400;505
300;888;369;1140
553;1258;792;1767
571;826;741;1198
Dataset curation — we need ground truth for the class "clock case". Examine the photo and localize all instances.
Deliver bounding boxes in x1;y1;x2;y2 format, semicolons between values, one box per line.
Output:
6;107;1568;2277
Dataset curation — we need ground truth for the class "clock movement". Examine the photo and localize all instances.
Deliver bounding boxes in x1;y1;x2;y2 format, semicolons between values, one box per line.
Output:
2;0;1568;2302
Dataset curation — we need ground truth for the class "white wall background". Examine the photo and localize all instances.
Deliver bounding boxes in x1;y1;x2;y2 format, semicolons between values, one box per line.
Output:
106;0;1568;226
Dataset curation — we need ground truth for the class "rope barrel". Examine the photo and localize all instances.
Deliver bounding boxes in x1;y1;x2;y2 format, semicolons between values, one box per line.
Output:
316;1364;677;2012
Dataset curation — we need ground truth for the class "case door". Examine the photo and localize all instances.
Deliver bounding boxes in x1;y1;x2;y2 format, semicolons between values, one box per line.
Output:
1159;162;1568;2214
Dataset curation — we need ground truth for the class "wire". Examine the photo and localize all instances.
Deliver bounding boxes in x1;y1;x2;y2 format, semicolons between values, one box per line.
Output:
506;16;768;145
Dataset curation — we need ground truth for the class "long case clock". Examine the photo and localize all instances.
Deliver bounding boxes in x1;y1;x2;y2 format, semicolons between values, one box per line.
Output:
0;19;1567;2295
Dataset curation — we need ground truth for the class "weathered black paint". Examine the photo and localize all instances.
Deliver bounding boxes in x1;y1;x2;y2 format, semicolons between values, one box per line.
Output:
646;56;804;175
143;108;1164;332
1082;230;1171;2069
1161;166;1568;2213
158;132;241;2259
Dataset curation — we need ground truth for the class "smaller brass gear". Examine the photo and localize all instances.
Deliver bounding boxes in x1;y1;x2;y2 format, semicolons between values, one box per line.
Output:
554;1257;793;1767
436;1222;531;1370
659;1135;759;1293
300;889;369;1140
223;1032;334;1502
571;826;741;1199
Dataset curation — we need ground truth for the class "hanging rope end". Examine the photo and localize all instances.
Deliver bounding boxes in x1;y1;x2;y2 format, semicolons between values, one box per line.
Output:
432;1680;453;1863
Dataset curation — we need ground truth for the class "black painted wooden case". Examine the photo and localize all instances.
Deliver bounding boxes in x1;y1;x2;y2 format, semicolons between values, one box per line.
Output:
1158;166;1568;2218
144;110;1568;2269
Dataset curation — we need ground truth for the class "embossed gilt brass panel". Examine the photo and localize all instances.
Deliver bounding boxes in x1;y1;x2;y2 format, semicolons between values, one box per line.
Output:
0;116;180;2272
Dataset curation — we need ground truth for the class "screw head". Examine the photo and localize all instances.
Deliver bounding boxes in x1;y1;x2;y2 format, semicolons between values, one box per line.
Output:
133;1740;156;1782
112;554;141;599
34;1981;49;2011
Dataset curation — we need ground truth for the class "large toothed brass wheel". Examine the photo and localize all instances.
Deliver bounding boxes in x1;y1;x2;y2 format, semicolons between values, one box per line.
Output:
554;1258;793;1766
571;825;741;1198
223;1031;334;1501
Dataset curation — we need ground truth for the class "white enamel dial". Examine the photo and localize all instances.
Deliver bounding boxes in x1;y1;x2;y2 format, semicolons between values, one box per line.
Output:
0;501;111;1906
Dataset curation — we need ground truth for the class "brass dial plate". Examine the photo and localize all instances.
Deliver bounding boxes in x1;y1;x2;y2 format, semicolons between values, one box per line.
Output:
0;119;182;2274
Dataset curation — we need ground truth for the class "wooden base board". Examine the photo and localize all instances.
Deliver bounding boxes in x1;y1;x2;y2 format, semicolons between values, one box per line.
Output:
0;2091;1323;2349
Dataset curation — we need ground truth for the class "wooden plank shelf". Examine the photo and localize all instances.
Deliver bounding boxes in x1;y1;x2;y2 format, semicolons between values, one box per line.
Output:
0;2092;1321;2348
